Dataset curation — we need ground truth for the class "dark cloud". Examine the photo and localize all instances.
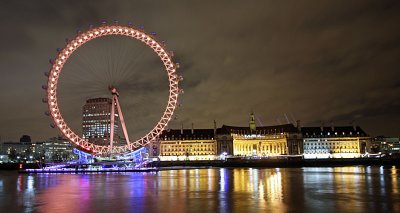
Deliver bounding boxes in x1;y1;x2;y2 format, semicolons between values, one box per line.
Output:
0;0;400;141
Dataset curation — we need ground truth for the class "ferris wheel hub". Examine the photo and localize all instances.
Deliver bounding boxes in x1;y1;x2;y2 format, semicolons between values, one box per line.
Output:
109;85;119;96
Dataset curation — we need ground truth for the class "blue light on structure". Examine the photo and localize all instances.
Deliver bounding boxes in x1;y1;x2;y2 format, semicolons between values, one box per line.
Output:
73;148;94;164
123;147;149;166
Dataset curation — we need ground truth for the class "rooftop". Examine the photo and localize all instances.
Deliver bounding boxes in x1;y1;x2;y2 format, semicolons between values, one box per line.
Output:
301;126;368;137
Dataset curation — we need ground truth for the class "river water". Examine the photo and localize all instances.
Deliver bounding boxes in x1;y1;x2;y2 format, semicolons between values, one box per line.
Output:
0;166;399;213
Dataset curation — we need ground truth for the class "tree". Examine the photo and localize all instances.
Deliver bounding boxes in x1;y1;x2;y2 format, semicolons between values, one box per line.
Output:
20;135;31;143
8;148;17;161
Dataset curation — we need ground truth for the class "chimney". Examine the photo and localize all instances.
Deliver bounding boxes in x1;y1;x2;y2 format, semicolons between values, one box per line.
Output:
296;120;301;132
320;121;324;131
180;123;183;135
213;120;217;135
191;123;194;134
351;120;356;131
330;121;334;131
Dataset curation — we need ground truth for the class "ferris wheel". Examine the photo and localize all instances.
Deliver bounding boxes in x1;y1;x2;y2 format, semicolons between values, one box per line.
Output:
43;22;182;155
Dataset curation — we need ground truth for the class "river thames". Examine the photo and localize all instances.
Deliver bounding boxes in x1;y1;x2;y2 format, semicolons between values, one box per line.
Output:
0;166;399;213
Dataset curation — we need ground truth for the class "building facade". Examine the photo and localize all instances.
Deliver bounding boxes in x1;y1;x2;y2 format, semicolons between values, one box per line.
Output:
221;124;303;157
302;126;370;159
42;137;76;162
157;128;217;161
0;136;76;162
215;129;234;156
82;98;119;146
0;141;33;161
371;136;400;154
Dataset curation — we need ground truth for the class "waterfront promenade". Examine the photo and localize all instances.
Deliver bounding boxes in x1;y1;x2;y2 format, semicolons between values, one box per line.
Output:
1;157;399;172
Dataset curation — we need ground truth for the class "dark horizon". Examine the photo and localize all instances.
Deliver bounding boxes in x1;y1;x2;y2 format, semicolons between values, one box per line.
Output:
0;1;399;141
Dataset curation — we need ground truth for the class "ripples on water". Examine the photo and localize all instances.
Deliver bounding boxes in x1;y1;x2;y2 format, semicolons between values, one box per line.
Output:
0;166;399;213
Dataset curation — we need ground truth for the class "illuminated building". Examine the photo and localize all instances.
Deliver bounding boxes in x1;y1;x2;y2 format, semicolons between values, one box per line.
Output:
0;141;33;161
157;124;217;161
0;135;35;161
42;137;76;162
302;125;370;159
82;98;119;146
0;136;76;162
223;125;302;156
222;113;303;157
371;136;400;154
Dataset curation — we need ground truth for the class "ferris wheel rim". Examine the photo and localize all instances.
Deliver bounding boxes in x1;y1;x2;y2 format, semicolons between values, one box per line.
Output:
46;24;180;155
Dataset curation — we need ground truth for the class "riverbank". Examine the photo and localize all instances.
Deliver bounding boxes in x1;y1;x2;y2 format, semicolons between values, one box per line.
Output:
19;167;158;174
0;162;41;170
151;157;400;168
2;157;399;172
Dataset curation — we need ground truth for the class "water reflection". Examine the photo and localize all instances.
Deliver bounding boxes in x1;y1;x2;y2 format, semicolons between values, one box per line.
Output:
0;166;399;212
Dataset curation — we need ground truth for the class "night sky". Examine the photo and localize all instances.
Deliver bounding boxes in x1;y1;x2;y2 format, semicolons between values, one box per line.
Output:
0;1;399;142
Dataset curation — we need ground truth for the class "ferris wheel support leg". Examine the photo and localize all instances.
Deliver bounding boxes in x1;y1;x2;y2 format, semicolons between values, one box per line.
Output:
110;95;116;155
114;96;131;146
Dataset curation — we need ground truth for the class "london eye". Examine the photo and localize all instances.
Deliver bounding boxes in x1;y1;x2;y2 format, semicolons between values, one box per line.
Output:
43;23;182;156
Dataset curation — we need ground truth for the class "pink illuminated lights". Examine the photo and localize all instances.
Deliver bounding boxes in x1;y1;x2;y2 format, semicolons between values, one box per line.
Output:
47;24;181;155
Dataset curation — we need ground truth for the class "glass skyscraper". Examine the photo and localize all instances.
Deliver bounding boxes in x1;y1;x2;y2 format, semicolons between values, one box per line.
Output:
82;98;119;146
